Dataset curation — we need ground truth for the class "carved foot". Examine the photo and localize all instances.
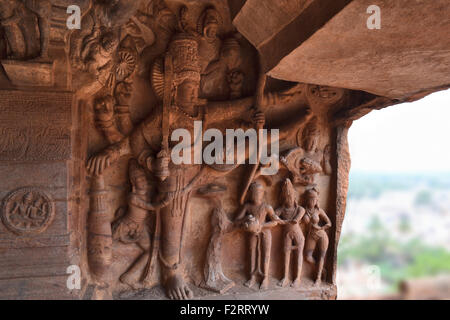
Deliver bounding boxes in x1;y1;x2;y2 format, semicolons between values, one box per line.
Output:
165;272;193;300
291;278;301;288
278;277;289;288
244;275;257;288
119;272;142;290
314;279;322;286
260;277;269;290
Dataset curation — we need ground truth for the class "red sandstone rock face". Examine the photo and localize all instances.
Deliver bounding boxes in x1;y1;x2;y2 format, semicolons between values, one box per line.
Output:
266;0;450;99
0;0;447;300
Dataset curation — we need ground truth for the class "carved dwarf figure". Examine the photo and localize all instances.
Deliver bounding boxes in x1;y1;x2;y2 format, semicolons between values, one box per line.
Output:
235;182;283;290
276;179;306;288
302;188;332;285
112;159;171;289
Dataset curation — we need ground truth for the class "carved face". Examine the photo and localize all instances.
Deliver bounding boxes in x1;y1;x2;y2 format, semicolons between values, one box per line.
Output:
23;192;33;205
304;134;319;152
94;96;115;122
306;194;318;209
222;47;241;70
176;80;199;107
133;174;149;191
204;23;219;41
250;184;264;204
202;9;220;40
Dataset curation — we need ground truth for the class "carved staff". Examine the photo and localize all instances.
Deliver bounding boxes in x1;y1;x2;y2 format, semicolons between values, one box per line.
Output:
239;65;267;205
155;54;173;181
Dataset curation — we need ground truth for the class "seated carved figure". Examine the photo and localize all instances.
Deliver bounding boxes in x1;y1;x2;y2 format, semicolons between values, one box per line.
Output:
112;159;172;289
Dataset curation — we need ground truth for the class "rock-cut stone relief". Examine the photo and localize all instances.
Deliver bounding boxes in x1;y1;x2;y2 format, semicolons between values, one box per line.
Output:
0;0;347;300
74;1;340;300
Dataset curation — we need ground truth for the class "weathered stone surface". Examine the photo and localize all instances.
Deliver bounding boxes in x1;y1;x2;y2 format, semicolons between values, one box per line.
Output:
0;0;448;301
268;0;450;99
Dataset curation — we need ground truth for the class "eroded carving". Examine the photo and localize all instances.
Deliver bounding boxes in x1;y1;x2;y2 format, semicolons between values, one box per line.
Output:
1;187;54;235
235;182;283;290
303;188;332;285
276;179;305;288
282;117;332;186
198;184;235;294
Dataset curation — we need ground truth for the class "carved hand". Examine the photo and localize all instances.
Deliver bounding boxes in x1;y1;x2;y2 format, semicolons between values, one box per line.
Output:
252;110;265;128
87;149;120;176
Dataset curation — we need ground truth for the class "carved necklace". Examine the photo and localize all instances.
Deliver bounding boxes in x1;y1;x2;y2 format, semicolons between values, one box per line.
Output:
306;207;316;219
170;104;202;120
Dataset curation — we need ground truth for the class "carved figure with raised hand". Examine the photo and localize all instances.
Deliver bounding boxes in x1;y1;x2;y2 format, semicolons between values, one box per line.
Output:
302;188;331;285
235;182;283;290
112;159;172;289
276;179;306;288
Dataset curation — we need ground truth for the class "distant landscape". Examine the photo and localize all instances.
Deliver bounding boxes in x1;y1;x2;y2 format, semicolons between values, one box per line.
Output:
337;171;450;298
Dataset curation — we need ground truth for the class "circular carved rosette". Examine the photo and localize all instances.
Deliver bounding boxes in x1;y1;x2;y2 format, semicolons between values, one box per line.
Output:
1;188;55;236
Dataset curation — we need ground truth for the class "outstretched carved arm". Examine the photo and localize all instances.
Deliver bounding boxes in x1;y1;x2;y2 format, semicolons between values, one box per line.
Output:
292;206;306;224
264;206;284;228
87;137;131;176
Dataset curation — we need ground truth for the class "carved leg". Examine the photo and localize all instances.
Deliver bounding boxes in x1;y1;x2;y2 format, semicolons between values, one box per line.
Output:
160;195;193;300
120;251;149;290
292;237;305;288
315;235;329;285
244;233;258;288
305;236;316;264
260;230;272;290
278;233;291;288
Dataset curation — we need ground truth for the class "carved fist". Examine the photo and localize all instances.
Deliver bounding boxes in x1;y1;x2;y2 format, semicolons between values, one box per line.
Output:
152;151;170;181
87;149;119;176
305;106;313;117
252;111;265;128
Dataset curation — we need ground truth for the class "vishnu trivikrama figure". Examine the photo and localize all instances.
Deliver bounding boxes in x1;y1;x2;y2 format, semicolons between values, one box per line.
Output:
87;31;313;299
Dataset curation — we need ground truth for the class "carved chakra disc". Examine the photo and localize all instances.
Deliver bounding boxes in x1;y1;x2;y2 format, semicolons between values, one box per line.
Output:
1;188;55;236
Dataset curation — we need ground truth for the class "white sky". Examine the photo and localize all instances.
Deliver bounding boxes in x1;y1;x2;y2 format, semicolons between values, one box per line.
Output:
348;89;450;173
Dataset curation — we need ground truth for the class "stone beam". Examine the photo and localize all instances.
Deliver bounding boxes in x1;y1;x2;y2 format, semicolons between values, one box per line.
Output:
233;0;353;72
